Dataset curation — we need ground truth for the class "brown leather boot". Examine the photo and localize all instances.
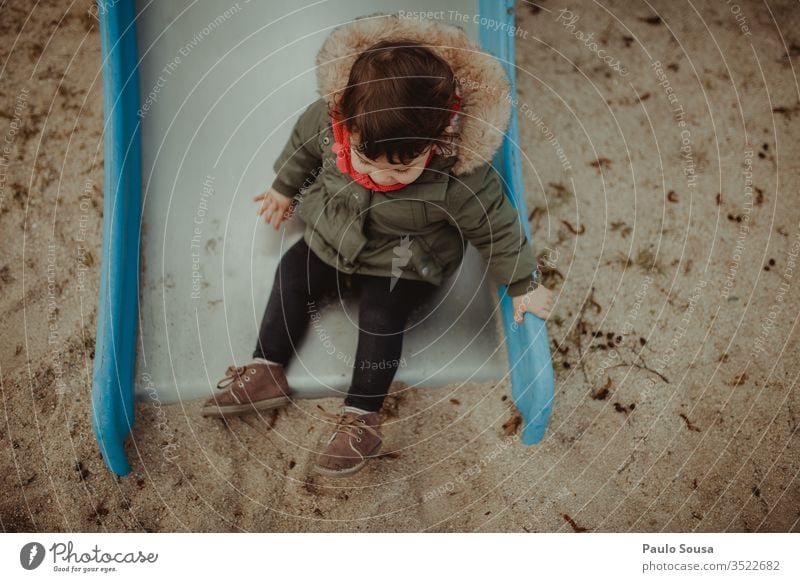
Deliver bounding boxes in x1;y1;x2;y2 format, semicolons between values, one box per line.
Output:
314;409;382;477
201;362;291;417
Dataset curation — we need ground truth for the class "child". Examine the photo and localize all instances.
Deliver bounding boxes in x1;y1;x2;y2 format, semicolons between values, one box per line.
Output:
202;15;554;477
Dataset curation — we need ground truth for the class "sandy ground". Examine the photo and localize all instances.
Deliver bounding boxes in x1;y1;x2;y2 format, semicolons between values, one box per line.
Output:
1;0;799;532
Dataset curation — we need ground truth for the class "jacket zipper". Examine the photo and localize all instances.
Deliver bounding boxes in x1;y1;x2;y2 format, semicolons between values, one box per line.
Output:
363;189;374;233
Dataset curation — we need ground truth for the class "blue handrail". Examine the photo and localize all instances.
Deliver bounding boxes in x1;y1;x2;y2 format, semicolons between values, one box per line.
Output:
478;0;554;444
92;0;141;476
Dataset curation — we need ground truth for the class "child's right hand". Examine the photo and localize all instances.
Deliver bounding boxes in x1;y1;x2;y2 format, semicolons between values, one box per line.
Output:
254;187;294;230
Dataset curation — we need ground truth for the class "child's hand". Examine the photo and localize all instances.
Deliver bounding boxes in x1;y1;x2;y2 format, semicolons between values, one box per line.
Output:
254;187;294;230
512;285;554;322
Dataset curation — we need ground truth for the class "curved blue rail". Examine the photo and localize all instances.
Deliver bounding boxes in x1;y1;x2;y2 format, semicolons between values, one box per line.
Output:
92;0;141;476
479;0;554;444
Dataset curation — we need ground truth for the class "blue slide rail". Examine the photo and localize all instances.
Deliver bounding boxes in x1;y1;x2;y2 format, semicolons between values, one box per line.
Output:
92;0;141;476
478;0;554;444
91;0;552;475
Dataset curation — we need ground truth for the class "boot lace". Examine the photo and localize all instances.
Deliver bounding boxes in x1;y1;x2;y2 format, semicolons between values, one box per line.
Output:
216;365;255;390
319;408;380;443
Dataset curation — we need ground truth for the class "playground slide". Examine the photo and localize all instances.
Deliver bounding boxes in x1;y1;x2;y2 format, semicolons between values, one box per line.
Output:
93;0;553;476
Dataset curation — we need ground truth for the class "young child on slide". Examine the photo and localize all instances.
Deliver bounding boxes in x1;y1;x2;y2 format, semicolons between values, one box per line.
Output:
201;15;554;477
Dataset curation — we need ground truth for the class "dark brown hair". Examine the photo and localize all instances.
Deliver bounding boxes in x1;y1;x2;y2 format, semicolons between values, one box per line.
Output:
330;39;460;165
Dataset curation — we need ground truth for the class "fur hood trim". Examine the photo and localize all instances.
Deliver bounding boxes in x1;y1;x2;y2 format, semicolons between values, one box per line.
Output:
315;14;511;176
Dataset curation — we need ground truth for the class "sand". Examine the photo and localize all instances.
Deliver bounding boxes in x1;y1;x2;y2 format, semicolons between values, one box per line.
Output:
1;0;798;532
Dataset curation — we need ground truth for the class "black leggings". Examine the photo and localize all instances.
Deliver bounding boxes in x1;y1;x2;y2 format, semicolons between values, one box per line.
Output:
253;236;438;412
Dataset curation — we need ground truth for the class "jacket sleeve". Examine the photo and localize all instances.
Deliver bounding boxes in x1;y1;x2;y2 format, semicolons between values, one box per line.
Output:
270;98;326;198
446;167;539;297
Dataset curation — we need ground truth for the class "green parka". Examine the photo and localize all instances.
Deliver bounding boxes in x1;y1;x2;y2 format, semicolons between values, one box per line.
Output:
270;15;539;297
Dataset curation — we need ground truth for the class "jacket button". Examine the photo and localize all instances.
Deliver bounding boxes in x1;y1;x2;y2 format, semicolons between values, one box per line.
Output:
322;136;330;145
421;266;430;276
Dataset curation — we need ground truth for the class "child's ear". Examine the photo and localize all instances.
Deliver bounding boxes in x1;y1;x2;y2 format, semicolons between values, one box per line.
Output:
439;126;457;156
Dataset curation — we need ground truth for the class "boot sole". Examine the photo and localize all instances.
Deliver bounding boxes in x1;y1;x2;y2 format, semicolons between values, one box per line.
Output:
313;442;382;477
201;395;291;417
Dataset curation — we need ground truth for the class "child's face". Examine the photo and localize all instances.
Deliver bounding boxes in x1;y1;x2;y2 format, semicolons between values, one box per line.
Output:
350;136;432;187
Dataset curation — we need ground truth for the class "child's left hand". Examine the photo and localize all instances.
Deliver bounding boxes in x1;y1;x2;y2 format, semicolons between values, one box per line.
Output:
512;285;554;322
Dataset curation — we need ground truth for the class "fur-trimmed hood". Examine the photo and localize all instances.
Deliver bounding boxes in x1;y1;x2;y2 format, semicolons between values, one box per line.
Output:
315;14;512;176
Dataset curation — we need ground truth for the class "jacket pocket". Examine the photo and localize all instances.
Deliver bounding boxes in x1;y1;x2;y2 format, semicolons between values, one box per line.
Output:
407;199;428;228
370;197;429;231
409;236;445;285
298;191;367;269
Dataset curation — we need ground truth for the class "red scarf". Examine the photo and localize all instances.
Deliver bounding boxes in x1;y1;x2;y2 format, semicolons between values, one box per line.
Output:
330;96;461;192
